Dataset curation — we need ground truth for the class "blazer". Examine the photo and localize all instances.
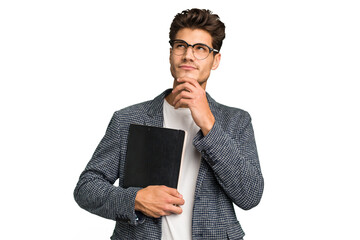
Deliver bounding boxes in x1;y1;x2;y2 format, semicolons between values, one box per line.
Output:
74;89;264;240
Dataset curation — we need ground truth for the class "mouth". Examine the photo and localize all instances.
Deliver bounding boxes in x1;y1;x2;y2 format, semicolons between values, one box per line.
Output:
179;65;197;70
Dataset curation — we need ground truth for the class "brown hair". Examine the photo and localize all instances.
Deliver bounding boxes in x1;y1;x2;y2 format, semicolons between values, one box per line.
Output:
169;8;226;52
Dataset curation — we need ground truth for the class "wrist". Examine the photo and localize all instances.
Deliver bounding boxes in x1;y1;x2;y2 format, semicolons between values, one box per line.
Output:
134;189;144;212
201;115;215;136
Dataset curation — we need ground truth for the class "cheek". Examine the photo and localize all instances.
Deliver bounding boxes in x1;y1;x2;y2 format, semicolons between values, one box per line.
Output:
169;56;175;68
200;62;213;76
170;55;179;68
169;57;177;78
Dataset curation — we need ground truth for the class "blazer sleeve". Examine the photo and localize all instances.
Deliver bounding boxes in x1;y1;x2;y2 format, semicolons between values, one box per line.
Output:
193;111;264;210
73;112;142;225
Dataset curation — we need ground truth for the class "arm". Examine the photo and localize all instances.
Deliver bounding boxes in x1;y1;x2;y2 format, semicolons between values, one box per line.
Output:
170;78;264;210
193;111;264;210
74;112;185;223
73;112;141;225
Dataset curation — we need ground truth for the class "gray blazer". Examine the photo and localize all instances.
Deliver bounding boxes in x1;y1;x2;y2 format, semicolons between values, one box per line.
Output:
74;89;264;240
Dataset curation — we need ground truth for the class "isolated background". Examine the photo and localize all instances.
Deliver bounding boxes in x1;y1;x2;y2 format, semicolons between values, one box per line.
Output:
1;0;359;239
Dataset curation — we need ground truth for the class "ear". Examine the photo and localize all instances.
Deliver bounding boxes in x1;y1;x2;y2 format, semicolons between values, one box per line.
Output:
211;53;221;70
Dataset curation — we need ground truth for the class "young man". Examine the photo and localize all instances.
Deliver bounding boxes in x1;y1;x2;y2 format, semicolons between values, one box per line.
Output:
74;9;264;240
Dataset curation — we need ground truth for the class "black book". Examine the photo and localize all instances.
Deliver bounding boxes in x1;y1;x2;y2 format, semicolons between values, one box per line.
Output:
123;124;186;189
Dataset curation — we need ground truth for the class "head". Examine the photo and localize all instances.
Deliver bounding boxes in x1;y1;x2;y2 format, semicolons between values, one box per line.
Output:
169;9;226;52
169;9;226;88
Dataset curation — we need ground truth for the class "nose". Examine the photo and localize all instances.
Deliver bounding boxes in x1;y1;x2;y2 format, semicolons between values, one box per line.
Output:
183;46;195;61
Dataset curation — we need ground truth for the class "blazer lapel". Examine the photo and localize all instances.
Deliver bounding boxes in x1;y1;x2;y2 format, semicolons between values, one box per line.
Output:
143;89;172;127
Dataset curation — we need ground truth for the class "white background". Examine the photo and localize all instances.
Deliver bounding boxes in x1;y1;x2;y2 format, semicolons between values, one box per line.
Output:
1;0;359;239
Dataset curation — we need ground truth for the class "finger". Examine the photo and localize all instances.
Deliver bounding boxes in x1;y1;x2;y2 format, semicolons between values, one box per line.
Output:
171;196;185;206
177;77;199;87
173;91;192;106
144;210;162;218
166;204;183;215
162;186;183;198
174;98;191;109
173;82;196;94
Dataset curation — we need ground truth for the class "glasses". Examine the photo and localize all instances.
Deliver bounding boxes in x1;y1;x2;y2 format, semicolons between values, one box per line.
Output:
169;39;219;60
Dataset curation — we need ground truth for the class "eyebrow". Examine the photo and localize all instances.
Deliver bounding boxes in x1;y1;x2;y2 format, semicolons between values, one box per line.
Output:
173;39;212;47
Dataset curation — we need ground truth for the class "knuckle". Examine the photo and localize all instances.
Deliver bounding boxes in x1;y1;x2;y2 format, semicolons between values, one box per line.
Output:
164;197;172;204
163;205;170;212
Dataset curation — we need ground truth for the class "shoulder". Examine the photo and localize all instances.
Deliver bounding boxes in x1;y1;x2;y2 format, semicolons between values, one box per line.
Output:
213;101;250;118
207;94;253;137
102;100;153;137
110;89;170;125
208;94;251;126
109;100;152;128
114;100;152;117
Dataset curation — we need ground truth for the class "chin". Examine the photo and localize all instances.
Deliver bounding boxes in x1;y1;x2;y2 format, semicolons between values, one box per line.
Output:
176;70;198;79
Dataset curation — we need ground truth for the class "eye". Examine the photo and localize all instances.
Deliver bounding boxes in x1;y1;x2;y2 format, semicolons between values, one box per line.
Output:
194;44;208;52
174;42;187;49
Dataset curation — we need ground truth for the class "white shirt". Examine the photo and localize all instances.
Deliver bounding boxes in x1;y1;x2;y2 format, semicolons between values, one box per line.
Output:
161;99;201;240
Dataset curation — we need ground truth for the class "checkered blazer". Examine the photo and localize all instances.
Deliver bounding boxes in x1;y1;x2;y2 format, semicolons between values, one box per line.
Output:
74;89;264;240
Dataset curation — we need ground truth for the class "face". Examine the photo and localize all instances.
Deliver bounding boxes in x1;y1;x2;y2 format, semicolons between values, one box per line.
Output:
169;28;221;89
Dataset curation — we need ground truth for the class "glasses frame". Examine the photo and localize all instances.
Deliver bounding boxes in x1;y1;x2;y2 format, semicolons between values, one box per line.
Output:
169;39;219;60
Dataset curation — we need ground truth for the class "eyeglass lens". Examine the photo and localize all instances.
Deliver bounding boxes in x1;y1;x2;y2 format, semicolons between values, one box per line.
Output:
172;41;211;60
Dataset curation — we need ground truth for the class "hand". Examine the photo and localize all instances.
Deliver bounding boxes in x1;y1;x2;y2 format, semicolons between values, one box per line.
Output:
172;77;215;135
134;185;185;218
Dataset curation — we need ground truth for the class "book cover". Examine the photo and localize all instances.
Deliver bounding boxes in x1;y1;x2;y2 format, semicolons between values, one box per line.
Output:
123;124;186;189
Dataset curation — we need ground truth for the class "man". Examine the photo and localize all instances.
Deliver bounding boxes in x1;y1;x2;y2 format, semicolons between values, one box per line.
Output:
74;8;264;240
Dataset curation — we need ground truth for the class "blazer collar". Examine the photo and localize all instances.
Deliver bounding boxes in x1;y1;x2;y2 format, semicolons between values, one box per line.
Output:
146;89;172;118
